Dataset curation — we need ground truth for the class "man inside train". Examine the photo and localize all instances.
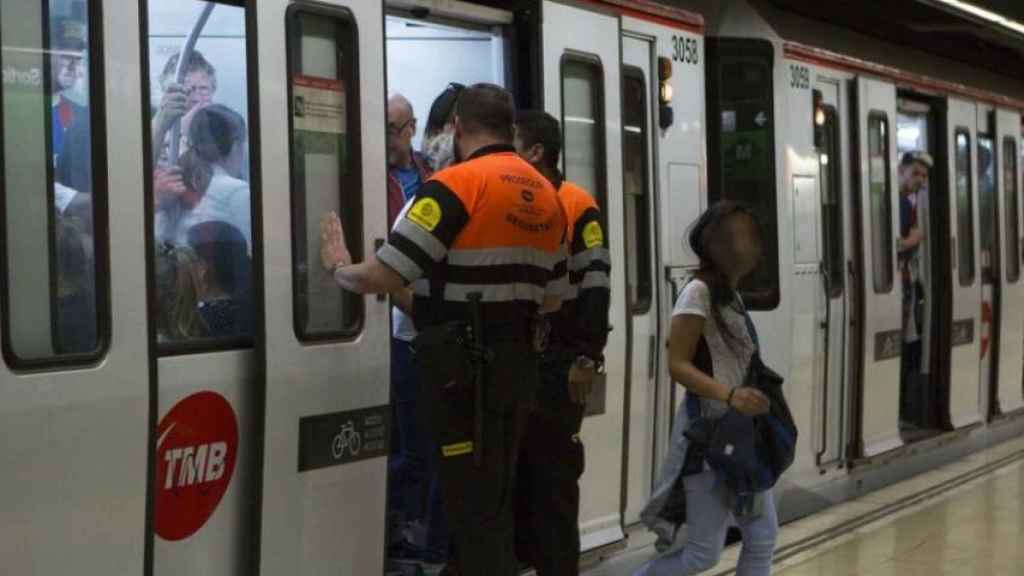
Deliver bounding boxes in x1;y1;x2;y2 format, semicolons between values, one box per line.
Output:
152;50;219;162
898;150;933;427
48;17;98;354
384;93;437;562
51;17;92;195
385;86;465;572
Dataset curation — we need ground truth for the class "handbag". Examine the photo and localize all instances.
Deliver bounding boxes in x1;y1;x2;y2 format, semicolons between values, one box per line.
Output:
685;305;798;494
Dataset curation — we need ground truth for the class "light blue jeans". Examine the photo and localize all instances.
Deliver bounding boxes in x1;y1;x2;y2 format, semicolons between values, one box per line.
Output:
634;471;778;576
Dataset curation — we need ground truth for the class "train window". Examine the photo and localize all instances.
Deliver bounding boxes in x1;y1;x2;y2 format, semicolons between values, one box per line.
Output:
146;0;256;349
622;68;652;313
287;7;363;341
955;129;975;286
0;0;108;365
867;112;893;293
1004;137;1020;283
705;38;778;309
819;106;843;298
561;56;608;216
978;136;996;284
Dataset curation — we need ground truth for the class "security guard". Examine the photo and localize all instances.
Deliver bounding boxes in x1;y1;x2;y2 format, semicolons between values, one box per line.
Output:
512;110;611;576
319;84;568;576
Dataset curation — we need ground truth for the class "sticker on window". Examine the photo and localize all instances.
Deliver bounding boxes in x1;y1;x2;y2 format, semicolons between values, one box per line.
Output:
292;75;346;135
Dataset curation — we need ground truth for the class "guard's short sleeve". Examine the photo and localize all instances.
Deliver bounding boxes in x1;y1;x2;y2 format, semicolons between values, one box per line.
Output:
376;179;470;284
673;279;710;319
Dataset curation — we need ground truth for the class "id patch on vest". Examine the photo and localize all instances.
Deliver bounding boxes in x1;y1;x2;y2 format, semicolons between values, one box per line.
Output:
582;221;604;248
408;197;442;231
441;441;473;458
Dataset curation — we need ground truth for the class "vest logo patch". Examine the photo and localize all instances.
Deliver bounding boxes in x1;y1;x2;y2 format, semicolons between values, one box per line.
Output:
408;197;442;231
582;221;604;248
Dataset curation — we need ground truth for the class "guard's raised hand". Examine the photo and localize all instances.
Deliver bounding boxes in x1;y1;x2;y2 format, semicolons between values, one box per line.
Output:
320;211;351;272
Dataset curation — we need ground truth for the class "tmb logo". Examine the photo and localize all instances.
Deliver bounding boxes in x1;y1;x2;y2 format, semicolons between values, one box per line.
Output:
154;391;239;541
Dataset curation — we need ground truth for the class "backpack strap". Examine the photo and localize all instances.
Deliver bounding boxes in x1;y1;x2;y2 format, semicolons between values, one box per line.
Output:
685;336;713;420
742;308;760;352
733;292;759;352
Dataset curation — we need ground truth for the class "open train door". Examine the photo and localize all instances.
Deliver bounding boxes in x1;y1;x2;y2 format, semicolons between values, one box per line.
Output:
946;98;983;428
995;108;1024;414
853;76;904;456
542;0;628;550
257;1;391;574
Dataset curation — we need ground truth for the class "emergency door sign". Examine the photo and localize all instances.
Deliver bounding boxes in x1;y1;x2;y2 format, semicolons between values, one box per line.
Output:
154;391;239;541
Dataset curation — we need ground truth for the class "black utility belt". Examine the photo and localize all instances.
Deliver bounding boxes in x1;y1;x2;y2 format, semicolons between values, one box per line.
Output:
416;320;547;350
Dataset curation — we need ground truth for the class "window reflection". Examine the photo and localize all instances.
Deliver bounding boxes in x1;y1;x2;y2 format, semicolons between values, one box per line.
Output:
1;0;103;362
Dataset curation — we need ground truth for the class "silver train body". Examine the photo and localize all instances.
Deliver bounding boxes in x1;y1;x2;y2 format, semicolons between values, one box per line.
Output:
1;0;1022;574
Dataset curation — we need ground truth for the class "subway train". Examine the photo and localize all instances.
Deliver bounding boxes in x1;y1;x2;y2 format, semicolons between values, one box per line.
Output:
2;0;1024;574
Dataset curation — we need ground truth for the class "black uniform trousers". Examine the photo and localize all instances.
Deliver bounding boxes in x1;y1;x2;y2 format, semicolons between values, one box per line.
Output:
415;329;539;576
515;350;586;576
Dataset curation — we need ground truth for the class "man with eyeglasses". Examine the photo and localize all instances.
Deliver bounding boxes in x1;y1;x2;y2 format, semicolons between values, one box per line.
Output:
385;93;436;565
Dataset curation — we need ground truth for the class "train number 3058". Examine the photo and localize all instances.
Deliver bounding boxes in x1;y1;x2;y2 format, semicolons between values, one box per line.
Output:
672;36;700;65
790;64;810;89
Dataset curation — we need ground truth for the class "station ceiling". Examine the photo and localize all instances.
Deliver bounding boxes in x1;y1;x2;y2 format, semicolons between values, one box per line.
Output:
761;0;1024;80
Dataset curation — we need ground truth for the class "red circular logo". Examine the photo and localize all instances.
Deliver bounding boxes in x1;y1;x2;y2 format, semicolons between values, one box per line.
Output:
154;391;238;541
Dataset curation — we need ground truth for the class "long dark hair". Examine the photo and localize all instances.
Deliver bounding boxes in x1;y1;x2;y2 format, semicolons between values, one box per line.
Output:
688;201;761;346
184;104;246;193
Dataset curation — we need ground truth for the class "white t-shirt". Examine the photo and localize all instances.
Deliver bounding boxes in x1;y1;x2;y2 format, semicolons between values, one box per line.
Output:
179;166;251;251
673;278;756;418
156;166;251;253
391;199;417;342
54;182;78;214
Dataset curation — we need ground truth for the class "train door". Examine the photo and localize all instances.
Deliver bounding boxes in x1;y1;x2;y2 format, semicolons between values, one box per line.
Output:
385;3;510;148
258;1;391;574
542;0;628;550
995;109;1024;414
853;76;903;456
813;79;848;467
977;109;997;417
0;1;150;573
141;1;262;573
946;98;983;428
620;34;657;526
382;2;515;568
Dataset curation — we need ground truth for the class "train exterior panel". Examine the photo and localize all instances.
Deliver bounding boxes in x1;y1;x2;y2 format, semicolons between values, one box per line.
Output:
3;0;1024;574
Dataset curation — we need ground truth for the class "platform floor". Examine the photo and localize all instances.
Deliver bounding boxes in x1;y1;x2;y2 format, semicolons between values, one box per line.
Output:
584;434;1024;576
775;459;1024;576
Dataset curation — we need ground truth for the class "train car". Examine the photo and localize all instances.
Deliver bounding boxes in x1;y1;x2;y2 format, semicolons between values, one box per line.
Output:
3;0;1024;575
0;0;705;574
669;0;1024;527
